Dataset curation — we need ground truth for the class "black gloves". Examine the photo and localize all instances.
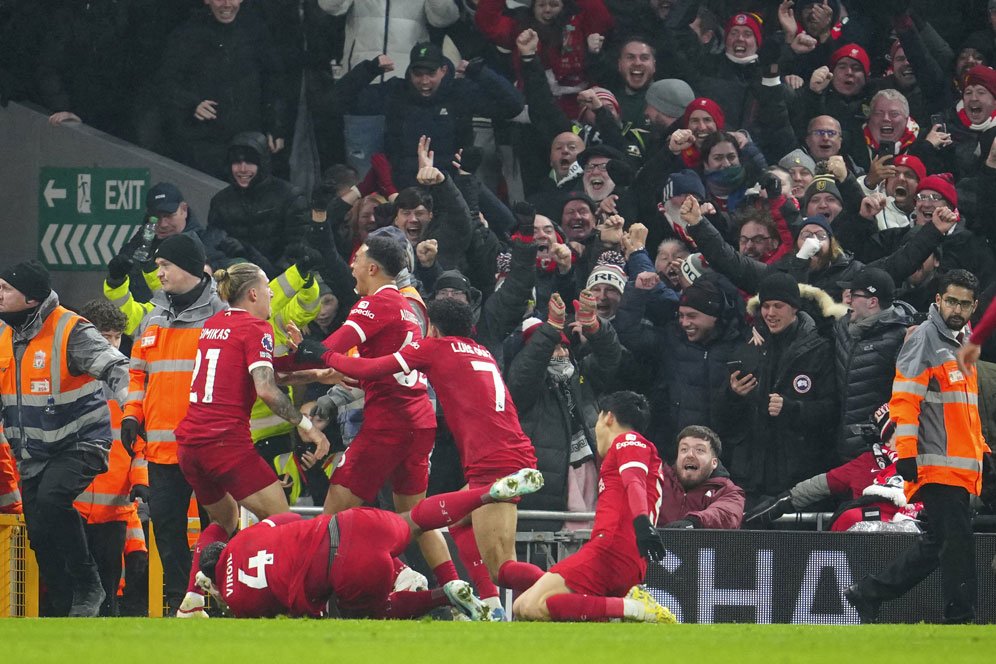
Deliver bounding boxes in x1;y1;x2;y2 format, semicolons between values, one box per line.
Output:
296;339;329;365
107;254;134;283
760;171;782;199
310;395;337;422
662;518;697;529
757;32;782;71
633;514;666;561
129;484;150;503
459;145;483;175
120;418;143;457
744;492;794;526
896;457;918;483
513;201;536;237
463;57;485;79
980;452;995;508
294;246;325;277
374;202;395;229
606;159;635;188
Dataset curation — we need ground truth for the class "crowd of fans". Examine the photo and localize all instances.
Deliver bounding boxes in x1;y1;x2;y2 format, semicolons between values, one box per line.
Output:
6;0;996;595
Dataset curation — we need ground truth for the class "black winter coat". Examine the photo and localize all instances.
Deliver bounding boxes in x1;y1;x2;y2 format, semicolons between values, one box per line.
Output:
206;132;310;277
613;283;746;461
720;312;837;497
833;304;913;461
507;320;621;529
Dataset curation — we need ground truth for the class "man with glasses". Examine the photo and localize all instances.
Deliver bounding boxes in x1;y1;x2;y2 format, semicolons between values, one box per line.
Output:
832;268;914;461
846;270;991;624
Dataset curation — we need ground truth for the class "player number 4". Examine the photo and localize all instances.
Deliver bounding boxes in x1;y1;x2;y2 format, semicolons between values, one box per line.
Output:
471;361;505;412
190;348;221;404
238;550;274;589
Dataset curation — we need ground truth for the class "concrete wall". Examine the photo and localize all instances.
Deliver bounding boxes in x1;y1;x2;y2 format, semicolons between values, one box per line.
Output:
0;102;226;309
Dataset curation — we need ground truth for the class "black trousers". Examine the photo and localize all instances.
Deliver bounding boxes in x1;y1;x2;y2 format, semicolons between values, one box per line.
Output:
84;520;126;616
21;448;107;616
857;483;976;623
148;462;193;614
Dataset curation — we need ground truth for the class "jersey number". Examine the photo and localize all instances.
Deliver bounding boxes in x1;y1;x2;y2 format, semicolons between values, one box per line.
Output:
238;550;274;589
471;361;506;412
189;348;221;404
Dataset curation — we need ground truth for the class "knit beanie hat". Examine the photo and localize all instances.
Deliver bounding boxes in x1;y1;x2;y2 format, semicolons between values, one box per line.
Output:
155;234;206;278
964;64;996;98
585;263;627;293
679;279;724;317
778;149;816;175
682;97;726;131
434;269;472;297
892;154;926;181
800;214;834;238
645;79;696;118
916;173;958;208
725;13;763;46
679;253;711;284
0;260;51;303
588;87;621;117
662;169;706;202
830;43;870;76
758;271;801;309
802;174;843;210
871;402;896;445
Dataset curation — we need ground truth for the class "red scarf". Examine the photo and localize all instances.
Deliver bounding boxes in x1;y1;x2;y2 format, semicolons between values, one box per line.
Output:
955;100;996;131
680;146;702;169
863;117;918;152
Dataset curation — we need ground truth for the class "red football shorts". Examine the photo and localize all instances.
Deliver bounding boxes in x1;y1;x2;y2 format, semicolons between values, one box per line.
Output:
177;436;277;506
464;446;538;503
330;427;436;503
549;533;646;597
330;507;411;615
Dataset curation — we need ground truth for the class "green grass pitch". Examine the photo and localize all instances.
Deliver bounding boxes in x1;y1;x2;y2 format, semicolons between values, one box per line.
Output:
1;620;995;663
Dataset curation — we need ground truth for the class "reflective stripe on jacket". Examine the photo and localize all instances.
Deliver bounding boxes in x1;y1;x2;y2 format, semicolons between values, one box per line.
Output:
0;428;21;514
75;400;148;523
891;304;991;500
0;306;112;461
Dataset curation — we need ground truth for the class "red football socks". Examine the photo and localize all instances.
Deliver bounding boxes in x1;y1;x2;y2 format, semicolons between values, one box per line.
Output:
409;486;490;531
449;523;499;599
546;594;624;622
432;561;460;585
186;522;229;593
382;588;450;619
497;560;545;594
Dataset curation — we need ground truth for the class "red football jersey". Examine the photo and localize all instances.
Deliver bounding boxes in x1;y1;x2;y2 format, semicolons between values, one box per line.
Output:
322;285;434;430
592;431;664;556
216;513;333;618
328;336;535;469
176;309;274;444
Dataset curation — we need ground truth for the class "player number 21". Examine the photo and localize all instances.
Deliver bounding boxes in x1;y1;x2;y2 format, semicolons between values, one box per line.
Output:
190;348;221;404
471;361;505;412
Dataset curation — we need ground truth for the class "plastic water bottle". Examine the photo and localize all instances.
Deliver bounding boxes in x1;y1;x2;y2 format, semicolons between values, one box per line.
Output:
132;216;158;262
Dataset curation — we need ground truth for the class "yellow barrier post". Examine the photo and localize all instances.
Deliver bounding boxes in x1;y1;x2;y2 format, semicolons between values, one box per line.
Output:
147;521;164;617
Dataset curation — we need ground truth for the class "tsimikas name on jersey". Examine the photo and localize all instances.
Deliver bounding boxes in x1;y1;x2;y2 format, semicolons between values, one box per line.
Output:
200;327;232;340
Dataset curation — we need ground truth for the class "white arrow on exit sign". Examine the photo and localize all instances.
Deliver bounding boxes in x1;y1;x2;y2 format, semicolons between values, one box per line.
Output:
43;180;67;208
40;224;136;267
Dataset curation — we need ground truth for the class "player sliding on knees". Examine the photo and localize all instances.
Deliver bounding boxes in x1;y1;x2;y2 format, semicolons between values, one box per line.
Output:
512;391;678;623
174;263;331;618
295;298;543;615
193;469;543;619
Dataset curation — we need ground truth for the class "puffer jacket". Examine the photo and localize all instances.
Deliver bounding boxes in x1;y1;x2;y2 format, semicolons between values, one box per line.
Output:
833;303;915;461
317;0;459;76
507;319;621;529
720;300;838;497
206;132;310;277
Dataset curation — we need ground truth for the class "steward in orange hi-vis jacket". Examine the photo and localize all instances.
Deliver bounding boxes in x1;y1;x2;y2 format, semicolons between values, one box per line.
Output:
846;270;993;625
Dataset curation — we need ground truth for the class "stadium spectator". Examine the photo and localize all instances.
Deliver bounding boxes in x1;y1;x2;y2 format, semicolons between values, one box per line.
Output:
657;425;745;529
158;0;287;179
0;261;129;617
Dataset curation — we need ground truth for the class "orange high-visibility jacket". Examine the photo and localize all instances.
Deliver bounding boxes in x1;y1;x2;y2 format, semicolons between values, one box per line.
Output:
0;426;21;514
124;284;227;464
123;506;147;555
891;305;991;500
75;400;148;523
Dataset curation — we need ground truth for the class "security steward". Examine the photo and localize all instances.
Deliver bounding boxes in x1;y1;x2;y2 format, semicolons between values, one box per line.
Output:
0;260;128;617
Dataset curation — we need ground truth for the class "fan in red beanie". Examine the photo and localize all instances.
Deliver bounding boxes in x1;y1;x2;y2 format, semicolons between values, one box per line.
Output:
959;65;996;130
915;173;958;226
829;43;870;97
725;13;762;62
676;97;727;169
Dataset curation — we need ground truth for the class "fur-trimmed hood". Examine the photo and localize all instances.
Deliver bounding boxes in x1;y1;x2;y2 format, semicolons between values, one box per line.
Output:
745;282;849;319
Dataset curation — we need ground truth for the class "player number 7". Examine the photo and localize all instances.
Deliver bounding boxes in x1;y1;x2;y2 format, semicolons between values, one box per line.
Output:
471;361;505;412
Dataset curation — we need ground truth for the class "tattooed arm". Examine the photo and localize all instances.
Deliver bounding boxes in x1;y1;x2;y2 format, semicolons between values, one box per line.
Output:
251;365;330;456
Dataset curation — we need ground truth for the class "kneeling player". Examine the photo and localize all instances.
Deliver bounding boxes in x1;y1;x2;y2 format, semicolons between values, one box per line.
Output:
513;392;677;623
175;263;330;616
195;469;542;619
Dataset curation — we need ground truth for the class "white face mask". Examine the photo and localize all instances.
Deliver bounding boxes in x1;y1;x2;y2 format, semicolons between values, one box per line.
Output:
547;356;575;382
